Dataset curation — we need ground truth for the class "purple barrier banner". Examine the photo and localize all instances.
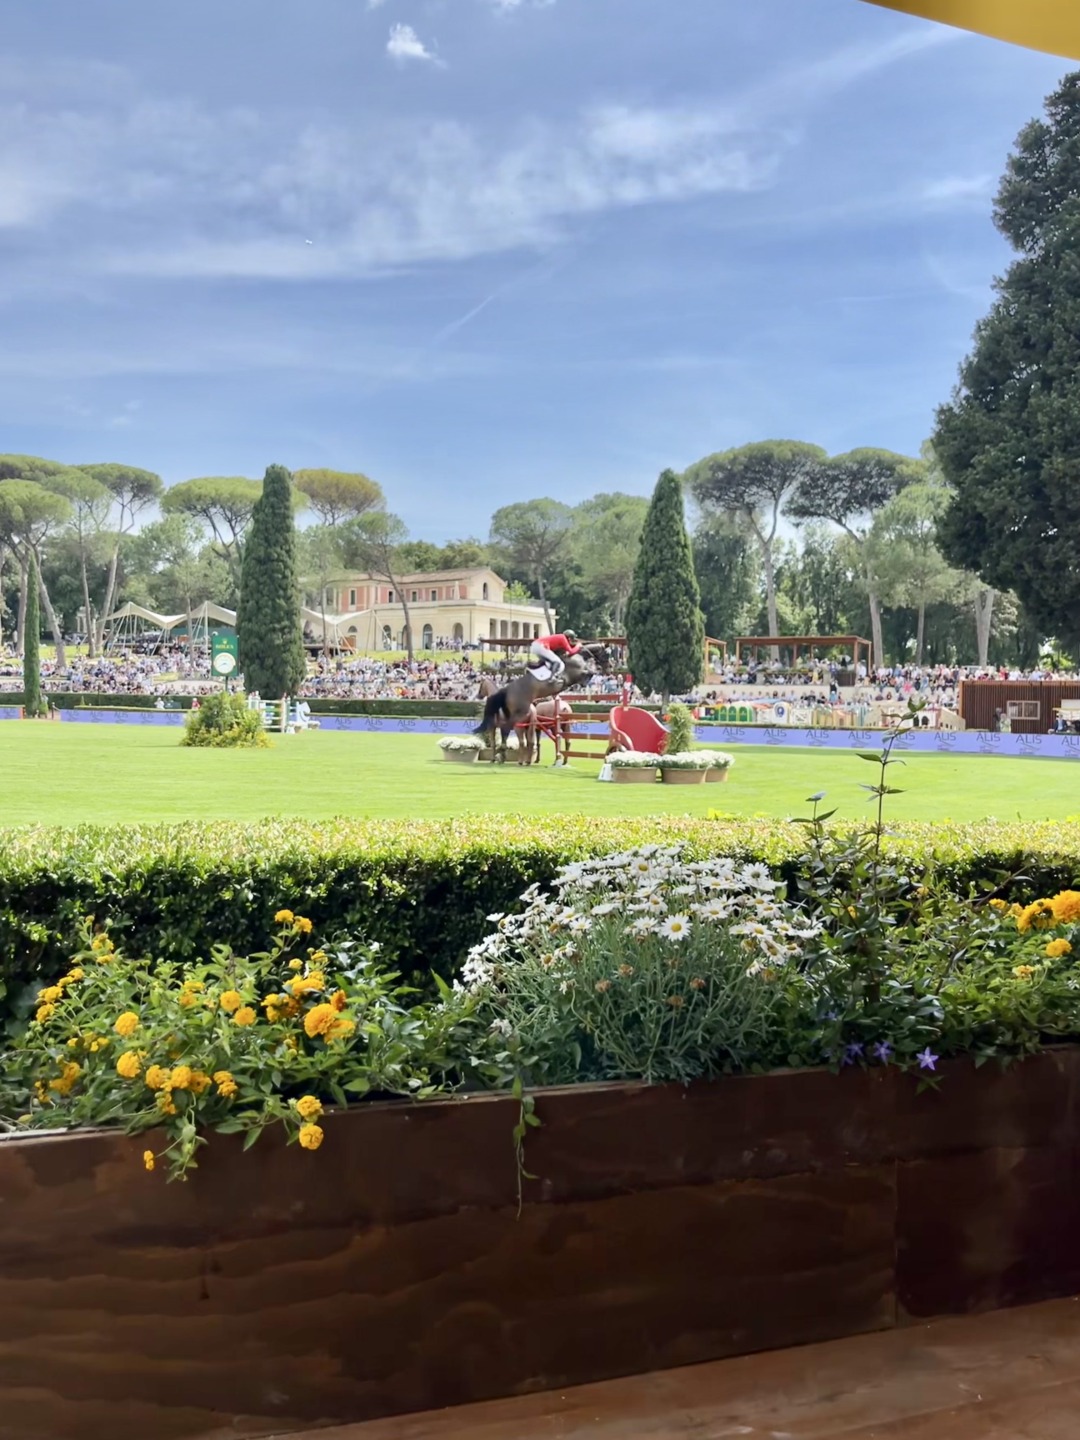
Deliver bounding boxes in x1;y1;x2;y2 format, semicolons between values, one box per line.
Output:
8;708;1079;760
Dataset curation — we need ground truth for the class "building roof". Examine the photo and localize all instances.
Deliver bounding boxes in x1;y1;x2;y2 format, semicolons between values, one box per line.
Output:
341;566;506;586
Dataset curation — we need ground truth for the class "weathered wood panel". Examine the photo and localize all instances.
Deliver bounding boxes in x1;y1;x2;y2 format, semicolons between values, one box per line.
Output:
0;1052;1076;1440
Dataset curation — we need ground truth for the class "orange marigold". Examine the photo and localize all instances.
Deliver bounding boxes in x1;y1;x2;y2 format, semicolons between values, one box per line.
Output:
144;1065;171;1091
219;990;243;1014
114;1012;140;1038
298;1123;324;1151
232;1006;257;1027
303;1003;355;1042
1050;891;1080;925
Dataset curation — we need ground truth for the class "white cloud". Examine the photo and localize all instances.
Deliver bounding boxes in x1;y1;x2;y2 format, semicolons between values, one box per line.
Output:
387;23;443;65
920;174;994;204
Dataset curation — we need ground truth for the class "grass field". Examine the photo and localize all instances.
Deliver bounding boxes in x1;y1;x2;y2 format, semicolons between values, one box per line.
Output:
0;721;1076;826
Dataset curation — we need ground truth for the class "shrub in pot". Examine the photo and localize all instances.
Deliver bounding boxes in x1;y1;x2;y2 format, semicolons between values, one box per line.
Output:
701;750;735;783
657;751;710;785
608;751;661;785
437;736;484;764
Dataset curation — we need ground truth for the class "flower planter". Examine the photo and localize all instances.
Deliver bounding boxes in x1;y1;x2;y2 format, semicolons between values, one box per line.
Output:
441;749;480;764
660;768;708;785
612;766;658;784
2;1050;1078;1440
705;767;731;783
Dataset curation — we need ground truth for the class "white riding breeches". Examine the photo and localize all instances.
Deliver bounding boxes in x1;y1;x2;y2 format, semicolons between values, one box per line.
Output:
530;641;564;674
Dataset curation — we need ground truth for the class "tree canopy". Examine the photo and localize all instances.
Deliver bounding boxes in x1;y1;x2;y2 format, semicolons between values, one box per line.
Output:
625;470;704;700
935;72;1080;643
236;465;305;699
293;469;384;526
490;499;573;630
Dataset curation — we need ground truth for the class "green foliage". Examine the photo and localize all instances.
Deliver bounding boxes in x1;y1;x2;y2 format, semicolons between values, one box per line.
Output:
180;692;269;749
489;499;573;628
936;73;1080;642
22;553;45;719
292;469;383;526
3;914;480;1178
626;470;704;698
1;815;1078;1032
162;476;263;583
236;464;306;699
665;701;694;754
692;516;759;641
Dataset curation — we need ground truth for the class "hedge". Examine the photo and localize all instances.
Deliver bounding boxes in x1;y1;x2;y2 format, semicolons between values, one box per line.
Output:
0;693;626;719
0;817;1077;1029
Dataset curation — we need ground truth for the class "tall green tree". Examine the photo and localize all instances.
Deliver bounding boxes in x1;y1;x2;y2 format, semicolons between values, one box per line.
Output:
935;73;1080;646
22;550;45;718
343;511;414;660
570;493;648;633
625;470;704;702
236;465;305;699
490;499;573;631
788;448;918;667
684;441;826;640
692;516;759;642
79;463;163;652
162;476;263;586
292;469;383;526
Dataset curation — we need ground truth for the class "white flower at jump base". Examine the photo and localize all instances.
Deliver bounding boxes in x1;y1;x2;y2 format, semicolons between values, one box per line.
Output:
661;914;692;941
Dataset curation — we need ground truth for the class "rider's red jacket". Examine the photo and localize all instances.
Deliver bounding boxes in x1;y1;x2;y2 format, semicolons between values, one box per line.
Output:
539;634;581;656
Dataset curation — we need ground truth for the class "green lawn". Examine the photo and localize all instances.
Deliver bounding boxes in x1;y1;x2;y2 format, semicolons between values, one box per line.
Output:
0;721;1076;826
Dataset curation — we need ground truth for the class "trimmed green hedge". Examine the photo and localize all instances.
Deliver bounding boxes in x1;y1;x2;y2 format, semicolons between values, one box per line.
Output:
0;693;626;718
0;817;1077;1027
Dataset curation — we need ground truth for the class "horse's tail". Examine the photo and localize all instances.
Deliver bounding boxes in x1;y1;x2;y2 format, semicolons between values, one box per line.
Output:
473;689;506;734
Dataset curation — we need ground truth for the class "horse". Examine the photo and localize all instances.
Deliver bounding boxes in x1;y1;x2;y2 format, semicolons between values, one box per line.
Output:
473;645;606;763
532;695;574;765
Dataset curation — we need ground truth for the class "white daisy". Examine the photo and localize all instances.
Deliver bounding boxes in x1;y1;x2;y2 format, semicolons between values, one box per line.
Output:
661;914;692;941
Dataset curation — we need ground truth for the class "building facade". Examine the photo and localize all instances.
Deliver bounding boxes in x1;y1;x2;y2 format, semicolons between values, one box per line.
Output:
317;567;554;650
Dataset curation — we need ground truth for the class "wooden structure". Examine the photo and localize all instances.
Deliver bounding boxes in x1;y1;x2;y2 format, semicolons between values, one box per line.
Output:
2;1052;1079;1439
734;634;872;671
960;679;1080;735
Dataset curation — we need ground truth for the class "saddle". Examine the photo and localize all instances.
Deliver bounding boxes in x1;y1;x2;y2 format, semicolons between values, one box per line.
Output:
528;663;555;682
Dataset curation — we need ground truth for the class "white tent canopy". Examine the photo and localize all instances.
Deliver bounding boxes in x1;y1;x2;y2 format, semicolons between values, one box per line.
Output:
105;600;367;649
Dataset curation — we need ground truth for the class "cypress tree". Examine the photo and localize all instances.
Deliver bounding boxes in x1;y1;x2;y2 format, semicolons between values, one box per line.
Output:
236;464;305;699
625;469;704;703
23;552;45;718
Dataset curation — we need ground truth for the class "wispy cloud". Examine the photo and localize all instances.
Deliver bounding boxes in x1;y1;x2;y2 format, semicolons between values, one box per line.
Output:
0;26;969;282
387;23;443;65
920;173;994;204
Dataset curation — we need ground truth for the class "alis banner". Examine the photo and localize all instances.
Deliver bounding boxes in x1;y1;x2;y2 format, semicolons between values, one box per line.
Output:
863;1;1080;60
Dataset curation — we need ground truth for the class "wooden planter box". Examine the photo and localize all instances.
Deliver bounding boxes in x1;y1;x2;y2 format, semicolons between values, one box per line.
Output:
2;1051;1079;1440
611;766;657;784
705;767;730;783
660;767;708;785
441;748;480;764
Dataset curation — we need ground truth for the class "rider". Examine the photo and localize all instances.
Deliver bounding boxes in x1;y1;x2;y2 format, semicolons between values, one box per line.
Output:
530;629;581;680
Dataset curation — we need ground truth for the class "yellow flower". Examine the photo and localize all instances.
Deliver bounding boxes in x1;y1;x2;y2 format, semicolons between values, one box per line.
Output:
330;989;348;1012
232;1006;257;1027
143;1150;156;1172
295;1095;323;1121
48;1060;82;1096
1013;965;1038;980
88;1035;110;1053
63;967;85;984
1016;900;1057;934
309;950;327;964
1050;891;1080;925
189;1071;212;1095
90;933;113;952
169;1065;194;1091
114;1012;139;1038
37;985;63;1004
1046;938;1073;959
295;917;313;935
156;1094;178;1116
298;1123;324;1151
144;1064;171;1091
303;1002;355;1042
287;958;303;971
288;973;324;998
116;1051;143;1080
219;990;243;1014
178;990;197;1008
34;1080;50;1104
274;909;295;925
34;1003;55;1025
988;899;1008;912
846;906;857;918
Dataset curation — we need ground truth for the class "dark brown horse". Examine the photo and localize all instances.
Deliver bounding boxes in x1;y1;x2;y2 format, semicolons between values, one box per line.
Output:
473;646;607;763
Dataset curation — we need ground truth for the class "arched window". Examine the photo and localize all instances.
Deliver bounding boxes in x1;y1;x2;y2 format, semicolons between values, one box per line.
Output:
482;582;489;600
422;624;434;650
453;623;464;644
381;625;393;649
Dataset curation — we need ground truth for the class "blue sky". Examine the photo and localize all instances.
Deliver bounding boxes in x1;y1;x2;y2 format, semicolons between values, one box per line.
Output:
0;0;1068;538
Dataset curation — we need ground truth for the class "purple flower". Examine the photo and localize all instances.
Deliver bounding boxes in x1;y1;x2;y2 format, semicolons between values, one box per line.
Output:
872;1041;893;1063
843;1042;864;1065
916;1048;938;1071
